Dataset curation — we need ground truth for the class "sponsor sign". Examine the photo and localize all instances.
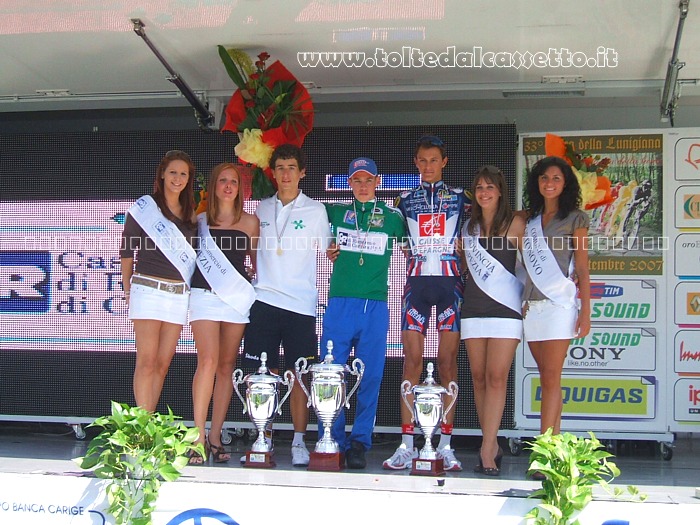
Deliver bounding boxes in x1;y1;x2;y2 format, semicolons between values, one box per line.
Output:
417;212;445;237
673;137;700;181
0;251;52;313
673;378;700;423
674;234;700;278
674;330;700;375
674;281;700;327
674;186;700;228
589;279;656;323
522;374;656;420
522;327;656;371
0;200;194;352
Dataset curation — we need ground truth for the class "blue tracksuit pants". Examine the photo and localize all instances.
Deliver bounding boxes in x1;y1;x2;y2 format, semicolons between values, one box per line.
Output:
319;296;388;452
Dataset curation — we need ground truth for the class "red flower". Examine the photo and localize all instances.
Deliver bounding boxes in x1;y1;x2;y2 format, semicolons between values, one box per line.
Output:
222;60;314;147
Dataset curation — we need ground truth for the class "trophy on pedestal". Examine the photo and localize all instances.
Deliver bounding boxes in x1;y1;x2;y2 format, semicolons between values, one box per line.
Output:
233;352;294;468
401;362;458;476
295;341;364;471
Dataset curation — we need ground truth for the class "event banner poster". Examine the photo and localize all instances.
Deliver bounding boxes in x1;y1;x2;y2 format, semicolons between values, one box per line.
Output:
521;133;663;275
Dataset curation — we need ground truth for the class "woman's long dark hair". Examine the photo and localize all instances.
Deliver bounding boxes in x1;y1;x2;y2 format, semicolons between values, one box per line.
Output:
152;150;196;225
525;156;581;219
468;166;512;237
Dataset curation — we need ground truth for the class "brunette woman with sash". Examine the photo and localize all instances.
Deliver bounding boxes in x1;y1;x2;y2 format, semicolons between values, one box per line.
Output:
120;150;197;412
188;164;258;464
521;156;591;438
460;166;525;476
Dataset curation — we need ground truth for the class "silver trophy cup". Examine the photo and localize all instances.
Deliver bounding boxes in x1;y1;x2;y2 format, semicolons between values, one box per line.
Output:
401;362;458;461
295;341;365;454
233;352;294;456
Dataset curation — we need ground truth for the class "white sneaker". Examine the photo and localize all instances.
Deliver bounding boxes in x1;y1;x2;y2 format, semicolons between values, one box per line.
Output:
382;444;418;470
291;443;310;467
437;445;462;472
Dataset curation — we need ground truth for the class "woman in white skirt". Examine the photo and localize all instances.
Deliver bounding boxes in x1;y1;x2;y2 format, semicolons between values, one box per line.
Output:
460;166;525;476
188;164;259;464
521;156;591;435
121;150;198;411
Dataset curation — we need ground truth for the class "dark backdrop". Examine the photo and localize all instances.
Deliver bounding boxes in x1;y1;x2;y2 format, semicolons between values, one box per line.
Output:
0;124;517;432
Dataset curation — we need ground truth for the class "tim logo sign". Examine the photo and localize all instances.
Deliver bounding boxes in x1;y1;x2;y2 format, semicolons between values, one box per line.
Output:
0;252;51;313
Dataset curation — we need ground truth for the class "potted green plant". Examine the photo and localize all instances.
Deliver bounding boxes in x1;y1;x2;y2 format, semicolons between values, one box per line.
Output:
525;429;645;525
76;401;205;525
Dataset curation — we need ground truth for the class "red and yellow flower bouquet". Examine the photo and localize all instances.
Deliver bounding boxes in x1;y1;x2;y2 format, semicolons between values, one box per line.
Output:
218;48;314;199
545;133;614;210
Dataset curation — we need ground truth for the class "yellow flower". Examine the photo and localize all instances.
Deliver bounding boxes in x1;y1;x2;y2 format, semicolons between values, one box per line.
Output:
573;167;608;209
234;129;274;169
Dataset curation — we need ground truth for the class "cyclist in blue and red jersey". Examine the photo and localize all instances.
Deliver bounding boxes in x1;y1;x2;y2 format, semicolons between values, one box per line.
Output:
383;135;471;472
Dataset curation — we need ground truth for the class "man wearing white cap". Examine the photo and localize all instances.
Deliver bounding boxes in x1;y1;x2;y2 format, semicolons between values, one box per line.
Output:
322;157;406;469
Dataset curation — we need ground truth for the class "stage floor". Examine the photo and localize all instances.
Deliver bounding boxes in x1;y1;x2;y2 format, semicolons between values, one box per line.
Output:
0;422;698;524
1;422;698;492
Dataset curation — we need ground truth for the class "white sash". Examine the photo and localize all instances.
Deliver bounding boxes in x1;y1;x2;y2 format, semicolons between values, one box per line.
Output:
128;195;196;283
196;214;256;316
522;215;577;307
463;223;523;314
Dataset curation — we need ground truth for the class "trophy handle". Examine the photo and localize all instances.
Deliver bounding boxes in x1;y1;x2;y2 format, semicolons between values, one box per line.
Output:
294;357;312;408
232;368;247;415
277;370;295;414
400;380;415;423
344;358;365;408
442;381;459;423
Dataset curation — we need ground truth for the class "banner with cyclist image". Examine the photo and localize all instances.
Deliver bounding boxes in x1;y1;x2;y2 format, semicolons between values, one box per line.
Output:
520;132;664;276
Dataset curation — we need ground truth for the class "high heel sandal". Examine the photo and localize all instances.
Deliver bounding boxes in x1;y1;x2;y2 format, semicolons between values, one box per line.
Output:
207;437;231;463
188;446;206;466
473;447;503;476
528;470;546;481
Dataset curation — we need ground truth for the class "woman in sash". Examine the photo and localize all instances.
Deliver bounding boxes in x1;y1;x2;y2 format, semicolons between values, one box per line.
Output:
460;166;525;476
120;150;197;412
189;163;259;464
522;156;591;437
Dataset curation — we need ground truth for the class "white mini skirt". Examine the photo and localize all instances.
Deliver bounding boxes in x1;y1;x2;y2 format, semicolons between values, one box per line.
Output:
523;300;578;342
128;282;190;325
460;318;523;340
189;288;250;324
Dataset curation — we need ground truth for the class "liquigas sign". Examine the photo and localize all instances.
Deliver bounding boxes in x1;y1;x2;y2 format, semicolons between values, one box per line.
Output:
523;327;656;371
589;279;656;323
522;374;656;420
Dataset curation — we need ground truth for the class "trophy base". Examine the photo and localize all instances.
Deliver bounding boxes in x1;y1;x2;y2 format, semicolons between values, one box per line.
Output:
308;451;345;472
411;457;445;476
243;451;275;468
